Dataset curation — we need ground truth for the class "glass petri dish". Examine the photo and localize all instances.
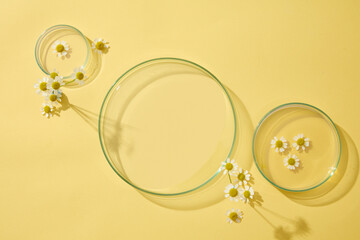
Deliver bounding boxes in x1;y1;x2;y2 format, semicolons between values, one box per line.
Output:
35;24;90;79
253;103;341;192
98;58;236;195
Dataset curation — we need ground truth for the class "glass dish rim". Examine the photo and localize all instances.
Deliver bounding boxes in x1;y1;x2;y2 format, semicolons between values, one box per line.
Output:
34;24;90;79
98;57;237;196
252;102;342;192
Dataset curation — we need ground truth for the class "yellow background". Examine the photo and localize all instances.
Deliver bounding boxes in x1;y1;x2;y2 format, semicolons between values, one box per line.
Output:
1;0;360;239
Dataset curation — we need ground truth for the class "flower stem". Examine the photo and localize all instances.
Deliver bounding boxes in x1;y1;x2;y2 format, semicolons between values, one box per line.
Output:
65;79;76;85
228;172;232;184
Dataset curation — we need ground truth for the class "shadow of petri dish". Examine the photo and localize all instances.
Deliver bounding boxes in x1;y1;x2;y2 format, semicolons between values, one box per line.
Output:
253;103;341;192
281;126;359;206
35;25;101;87
98;58;238;196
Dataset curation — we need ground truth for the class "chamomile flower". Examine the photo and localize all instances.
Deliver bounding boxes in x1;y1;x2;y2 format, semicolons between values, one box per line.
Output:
48;76;64;93
92;38;110;54
224;184;241;202
45;90;62;105
52;40;70;58
271;136;288;153
292;133;310;151
226;209;243;224
239;185;254;204
40;103;55;118
49;69;61;80
234;168;251;186
71;67;87;85
220;158;238;176
284;154;300;170
34;77;50;96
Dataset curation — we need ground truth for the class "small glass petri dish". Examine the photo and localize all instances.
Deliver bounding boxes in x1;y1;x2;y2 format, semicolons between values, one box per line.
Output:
253;103;341;192
98;58;237;196
35;24;90;79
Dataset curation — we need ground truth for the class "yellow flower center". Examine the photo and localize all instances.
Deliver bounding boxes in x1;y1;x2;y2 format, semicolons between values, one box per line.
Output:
238;173;245;181
39;82;47;91
244;190;250;198
288;158;296;166
225;163;233;171
56;44;64;52
76;72;84;80
44;106;51;113
50;72;58;79
229;188;238;197
52;82;60;90
229;212;238;222
275;140;283;148
297;138;305;146
49;94;57;102
96;41;104;50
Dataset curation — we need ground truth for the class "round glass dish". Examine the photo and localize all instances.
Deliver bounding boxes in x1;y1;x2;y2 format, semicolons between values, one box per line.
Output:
98;58;236;196
35;24;90;79
253;103;341;192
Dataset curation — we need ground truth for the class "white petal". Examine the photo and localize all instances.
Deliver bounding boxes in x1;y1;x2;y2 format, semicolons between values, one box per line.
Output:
293;143;297;147
305;142;309;147
296;146;299;150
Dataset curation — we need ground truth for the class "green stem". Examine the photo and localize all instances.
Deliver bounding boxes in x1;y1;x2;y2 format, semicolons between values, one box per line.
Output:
65;79;76;85
227;172;232;184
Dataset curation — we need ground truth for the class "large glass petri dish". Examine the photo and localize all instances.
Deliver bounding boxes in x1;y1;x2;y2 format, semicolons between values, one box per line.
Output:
253;103;341;192
98;58;236;195
35;24;90;79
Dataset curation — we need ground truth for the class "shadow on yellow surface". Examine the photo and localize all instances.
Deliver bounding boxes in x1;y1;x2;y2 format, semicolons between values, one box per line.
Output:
280;126;359;206
139;89;254;210
252;206;311;240
70;104;99;131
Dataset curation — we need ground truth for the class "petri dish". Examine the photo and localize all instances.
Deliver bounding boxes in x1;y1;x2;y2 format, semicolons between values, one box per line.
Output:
35;24;90;79
98;58;236;195
253;103;341;192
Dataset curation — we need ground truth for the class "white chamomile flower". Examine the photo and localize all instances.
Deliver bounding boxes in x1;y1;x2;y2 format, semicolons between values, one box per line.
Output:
292;133;310;151
40;103;55;118
240;185;254;204
52;40;70;58
284;154;300;170
226;209;243;224
45;90;62;105
271;136;288;153
49;69;61;80
220;158;238;176
224;184;241;202
92;38;110;54
34;77;50;96
48;76;64;93
71;67;87;85
234;168;251;186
